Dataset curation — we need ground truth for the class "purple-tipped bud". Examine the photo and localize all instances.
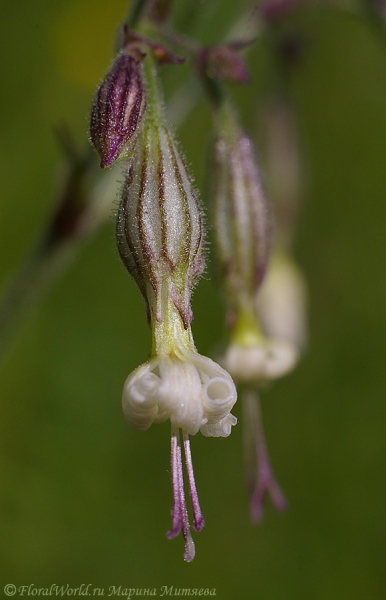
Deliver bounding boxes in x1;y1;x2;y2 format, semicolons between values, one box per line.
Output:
90;49;146;169
212;104;273;315
196;45;250;85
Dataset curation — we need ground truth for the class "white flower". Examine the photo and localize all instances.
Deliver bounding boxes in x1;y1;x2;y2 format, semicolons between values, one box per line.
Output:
120;295;237;562
121;347;236;562
222;338;298;384
221;254;306;386
122;348;237;437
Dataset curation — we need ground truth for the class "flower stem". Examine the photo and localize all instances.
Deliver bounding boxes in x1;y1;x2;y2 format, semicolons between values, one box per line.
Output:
126;0;153;29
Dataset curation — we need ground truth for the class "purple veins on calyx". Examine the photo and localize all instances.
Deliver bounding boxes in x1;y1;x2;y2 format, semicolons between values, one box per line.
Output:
116;119;205;327
213;107;273;309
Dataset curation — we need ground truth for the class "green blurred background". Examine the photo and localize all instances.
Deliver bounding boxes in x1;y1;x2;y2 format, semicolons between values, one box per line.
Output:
1;1;386;598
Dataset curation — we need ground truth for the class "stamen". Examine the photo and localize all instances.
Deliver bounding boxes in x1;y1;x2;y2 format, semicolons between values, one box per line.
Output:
167;424;195;562
183;431;205;532
167;425;181;538
243;391;287;523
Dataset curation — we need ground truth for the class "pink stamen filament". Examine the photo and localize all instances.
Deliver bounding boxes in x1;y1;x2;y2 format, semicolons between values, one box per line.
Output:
183;431;205;532
166;428;181;538
167;425;196;562
243;391;287;523
167;424;205;561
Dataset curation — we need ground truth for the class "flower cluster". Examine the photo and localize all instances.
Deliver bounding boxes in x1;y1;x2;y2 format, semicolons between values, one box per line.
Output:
91;43;236;561
89;1;307;561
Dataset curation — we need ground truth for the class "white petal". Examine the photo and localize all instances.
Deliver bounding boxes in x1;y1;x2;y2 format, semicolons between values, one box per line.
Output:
200;414;238;438
256;255;308;351
155;358;205;435
187;350;237;437
223;340;298;384
122;350;237;438
122;362;161;431
202;376;236;417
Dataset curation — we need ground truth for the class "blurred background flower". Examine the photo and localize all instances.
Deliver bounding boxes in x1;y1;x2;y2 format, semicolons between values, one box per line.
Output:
1;0;386;598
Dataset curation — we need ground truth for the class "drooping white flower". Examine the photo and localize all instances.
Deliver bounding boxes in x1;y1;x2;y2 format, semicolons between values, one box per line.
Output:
210;101;297;523
122;328;237;561
115;53;237;562
223;338;298;384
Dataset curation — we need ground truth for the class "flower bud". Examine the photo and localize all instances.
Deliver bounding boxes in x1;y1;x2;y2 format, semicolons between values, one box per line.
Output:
210;104;300;385
90;49;146;168
212;104;273;316
116;67;205;328
196;44;250;85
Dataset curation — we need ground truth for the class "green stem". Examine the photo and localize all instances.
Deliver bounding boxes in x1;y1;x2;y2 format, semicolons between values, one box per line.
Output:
126;0;152;29
200;74;226;110
143;52;165;125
